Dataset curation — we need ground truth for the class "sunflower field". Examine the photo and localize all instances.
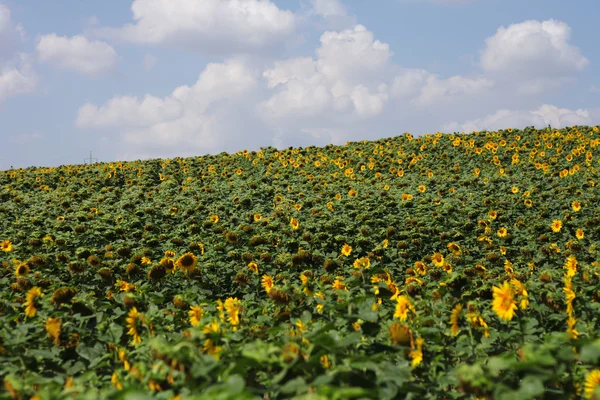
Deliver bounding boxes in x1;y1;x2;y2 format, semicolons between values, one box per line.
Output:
1;125;600;399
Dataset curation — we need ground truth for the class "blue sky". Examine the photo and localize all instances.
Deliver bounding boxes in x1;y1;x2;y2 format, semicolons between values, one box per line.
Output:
1;0;599;170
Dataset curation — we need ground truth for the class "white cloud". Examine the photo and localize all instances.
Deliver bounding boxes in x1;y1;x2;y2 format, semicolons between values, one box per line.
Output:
259;24;395;120
95;0;296;54
442;104;593;133
480;19;588;80
77;58;260;154
0;53;37;102
36;34;118;76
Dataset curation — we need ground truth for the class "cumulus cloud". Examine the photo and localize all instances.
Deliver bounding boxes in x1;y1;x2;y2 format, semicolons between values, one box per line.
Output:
36;34;118;76
442;104;593;133
0;53;37;102
94;0;296;55
77;58;260;154
259;24;394;120
76;16;592;160
480;19;588;94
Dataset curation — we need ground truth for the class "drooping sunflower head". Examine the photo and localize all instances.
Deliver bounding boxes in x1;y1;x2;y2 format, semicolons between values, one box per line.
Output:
15;262;30;277
431;252;444;267
447;243;461;256
176;253;198;273
290;218;299;230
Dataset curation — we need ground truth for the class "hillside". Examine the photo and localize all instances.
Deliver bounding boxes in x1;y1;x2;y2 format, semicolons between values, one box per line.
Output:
1;125;600;399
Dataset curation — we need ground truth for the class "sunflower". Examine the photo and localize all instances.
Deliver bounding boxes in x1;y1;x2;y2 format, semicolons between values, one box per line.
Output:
189;305;204;327
418;185;426;193
449;304;462;336
24;287;43;318
253;214;262;222
176;253;198;273
332;277;347;291
497;227;508;238
394;296;413;322
414;261;426;276
491;282;517;321
111;373;123;390
247;262;259;274
524;199;533;207
160;257;176;274
447;242;461;256
564;256;578;278
203;339;222;360
551;219;563;233
576;229;585;240
353;257;370;269
341;244;352;257
348;189;357;197
126;307;143;345
290;218;299;230
15;262;30;277
572;200;581;212
488;210;497;219
511;186;519;194
409;338;424;367
431;252;444;267
1;240;13;252
389;322;412;346
224;297;242;327
585;370;600;399
45;318;61;345
261;275;274;294
209;214;219;223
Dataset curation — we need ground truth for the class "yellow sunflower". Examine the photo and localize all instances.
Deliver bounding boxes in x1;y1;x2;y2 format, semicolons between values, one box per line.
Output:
290;218;299;230
394;296;413;322
585;369;600;399
576;229;584;240
353;257;370;269
15;262;30;277
497;227;508;238
126;307;143;345
551;219;563;233
450;304;462;336
176;253;198;273
24;287;43;318
341;243;352;257
189;305;204;327
1;240;13;252
447;242;461;256
491;281;517;321
45;318;61;345
431;252;444;267
572;200;581;212
261;275;274;294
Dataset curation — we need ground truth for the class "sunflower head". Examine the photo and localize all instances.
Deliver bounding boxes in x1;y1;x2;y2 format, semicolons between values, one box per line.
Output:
176;253;198;273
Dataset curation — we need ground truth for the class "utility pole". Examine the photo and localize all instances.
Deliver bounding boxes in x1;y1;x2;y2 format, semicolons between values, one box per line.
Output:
84;151;98;165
